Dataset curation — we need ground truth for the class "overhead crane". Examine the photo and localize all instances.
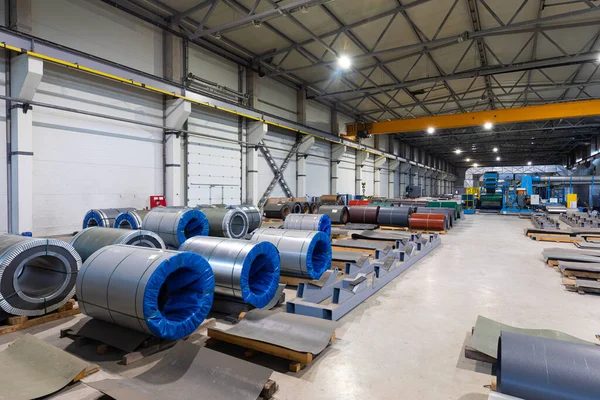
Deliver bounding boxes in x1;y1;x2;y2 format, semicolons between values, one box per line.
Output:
345;99;600;136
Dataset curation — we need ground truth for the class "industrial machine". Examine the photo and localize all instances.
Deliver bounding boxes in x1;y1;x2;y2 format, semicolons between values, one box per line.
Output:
479;172;503;211
500;175;536;214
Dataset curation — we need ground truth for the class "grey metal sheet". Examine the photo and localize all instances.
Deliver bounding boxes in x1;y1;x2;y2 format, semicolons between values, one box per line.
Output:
212;309;337;354
65;317;150;353
571;278;600;289
575;242;600;249
542;249;600;263
351;230;413;242
262;283;286;310
88;341;271;400
332;250;368;263
543;247;600;257
342;223;378;230
498;331;600;400
0;334;89;400
559;261;600;273
471;315;590;359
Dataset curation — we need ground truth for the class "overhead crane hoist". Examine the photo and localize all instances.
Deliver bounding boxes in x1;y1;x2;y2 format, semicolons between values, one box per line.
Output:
345;99;600;136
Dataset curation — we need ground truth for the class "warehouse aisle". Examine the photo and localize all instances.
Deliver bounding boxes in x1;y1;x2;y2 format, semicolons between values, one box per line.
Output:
276;215;600;400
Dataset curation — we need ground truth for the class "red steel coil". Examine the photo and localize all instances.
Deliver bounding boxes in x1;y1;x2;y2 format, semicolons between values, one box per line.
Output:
409;213;446;231
348;200;371;206
348;206;380;224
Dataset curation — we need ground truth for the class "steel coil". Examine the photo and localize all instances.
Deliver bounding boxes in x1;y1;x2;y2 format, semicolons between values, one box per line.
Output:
416;207;454;228
309;203;318;214
113;210;149;229
348;206;380;224
409;213;446;231
82;208;135;229
321;194;343;205
0;234;81;317
179;237;280;308
318;205;349;224
76;245;215;340
287;202;303;214
301;202;310;214
283;214;332;236
200;207;249;239
250;228;332;279
70;227;165;263
142;207;209;248
498;331;600;400
227;205;262;232
377;207;412;227
263;203;291;220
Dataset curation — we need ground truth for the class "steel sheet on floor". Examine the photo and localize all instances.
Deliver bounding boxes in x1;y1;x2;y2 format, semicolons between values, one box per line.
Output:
209;309;337;354
88;341;272;400
498;331;600;400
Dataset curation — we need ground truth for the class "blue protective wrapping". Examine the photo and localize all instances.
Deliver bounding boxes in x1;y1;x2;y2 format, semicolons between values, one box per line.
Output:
306;231;332;279
143;252;215;340
178;209;209;244
317;214;332;236
82;210;105;228
240;241;281;308
114;212;140;229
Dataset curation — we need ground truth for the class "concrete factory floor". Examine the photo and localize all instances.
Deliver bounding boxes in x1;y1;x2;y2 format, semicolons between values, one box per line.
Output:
2;214;600;399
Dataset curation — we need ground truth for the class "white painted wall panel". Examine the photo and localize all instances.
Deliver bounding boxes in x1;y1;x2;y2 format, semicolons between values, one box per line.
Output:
188;46;239;90
259;129;297;198
362;155;374;196
306;100;331;133
187;107;241;206
256;78;297;122
338;149;355;195
305;139;330;196
0;54;6;233
379;169;389;198
31;0;163;76
32;64;163;236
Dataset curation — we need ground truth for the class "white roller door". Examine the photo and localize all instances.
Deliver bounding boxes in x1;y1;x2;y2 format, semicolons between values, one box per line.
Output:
305;139;330;197
187;107;241;206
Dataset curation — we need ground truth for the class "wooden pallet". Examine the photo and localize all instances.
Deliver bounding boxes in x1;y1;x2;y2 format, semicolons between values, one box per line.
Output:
206;328;336;372
331;245;378;257
61;318;217;365
561;269;600;280
411;229;446;235
0;300;80;336
546;259;560;267
562;277;600;295
379;226;409;231
531;235;581;243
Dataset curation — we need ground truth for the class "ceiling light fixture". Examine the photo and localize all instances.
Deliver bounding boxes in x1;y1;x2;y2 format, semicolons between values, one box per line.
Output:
300;5;309;13
527;161;532;166
493;147;498;152
484;122;493;130
252;20;262;28
466;158;471;162
427;126;435;134
597;53;600;63
496;156;501;161
455;149;462;154
338;55;352;70
473;163;479;167
214;32;222;40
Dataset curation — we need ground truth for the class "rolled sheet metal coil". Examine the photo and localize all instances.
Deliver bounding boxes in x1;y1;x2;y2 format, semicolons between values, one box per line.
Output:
287;202;303;214
377;207;412;227
250;229;332;279
318;205;349;224
142;207;209;248
82;208;135;229
308;203;318;214
114;210;149;230
179;237;280;308
76;245;215;340
409;213;446;231
283;214;332;236
320;194;343;205
0;234;81;317
416;207;454;228
70;227;165;263
498;331;600;400
263;203;291;220
201;207;249;239
348;206;380;224
301;202;310;214
227;205;263;232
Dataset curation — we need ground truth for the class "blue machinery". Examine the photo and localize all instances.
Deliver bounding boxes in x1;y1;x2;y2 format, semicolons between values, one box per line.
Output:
286;234;440;321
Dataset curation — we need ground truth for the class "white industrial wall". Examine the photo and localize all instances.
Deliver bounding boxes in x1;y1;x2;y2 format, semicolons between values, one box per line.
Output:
338;149;356;195
306;100;331;133
0;53;6;233
362;155;374;196
256;78;298;122
188;46;239;90
258;129;297;197
32;64;163;235
305;138;330;197
379;169;389;198
31;0;163;76
187;106;242;206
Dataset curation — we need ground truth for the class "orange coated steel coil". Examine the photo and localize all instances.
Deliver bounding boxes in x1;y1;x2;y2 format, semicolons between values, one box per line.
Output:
409;213;446;231
348;200;370;206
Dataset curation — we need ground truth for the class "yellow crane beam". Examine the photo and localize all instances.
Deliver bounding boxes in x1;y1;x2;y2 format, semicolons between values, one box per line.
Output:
346;99;600;136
